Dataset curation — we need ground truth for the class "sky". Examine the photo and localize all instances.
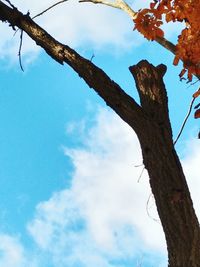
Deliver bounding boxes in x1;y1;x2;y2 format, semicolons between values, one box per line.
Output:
0;0;200;266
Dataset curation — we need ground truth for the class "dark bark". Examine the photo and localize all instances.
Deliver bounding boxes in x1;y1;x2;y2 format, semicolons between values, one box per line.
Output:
0;2;200;266
0;0;146;132
129;61;200;267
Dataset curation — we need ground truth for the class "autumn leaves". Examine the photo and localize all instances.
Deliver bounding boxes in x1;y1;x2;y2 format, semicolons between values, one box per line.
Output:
134;0;200;82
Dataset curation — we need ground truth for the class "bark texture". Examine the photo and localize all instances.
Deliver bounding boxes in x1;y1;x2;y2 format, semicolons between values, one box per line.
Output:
0;2;200;266
130;61;200;267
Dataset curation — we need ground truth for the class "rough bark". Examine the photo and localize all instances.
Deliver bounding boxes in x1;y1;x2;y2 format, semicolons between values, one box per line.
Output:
0;2;200;266
130;61;200;267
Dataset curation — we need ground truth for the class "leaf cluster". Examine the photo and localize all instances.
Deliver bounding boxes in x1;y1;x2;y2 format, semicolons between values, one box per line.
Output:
134;0;200;82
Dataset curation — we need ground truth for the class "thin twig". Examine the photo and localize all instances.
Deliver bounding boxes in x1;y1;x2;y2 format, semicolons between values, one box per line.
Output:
79;0;121;8
194;103;200;109
9;0;68;71
186;78;200;89
90;53;95;62
32;0;68;19
137;166;145;183
146;193;160;224
3;0;16;9
173;97;195;145
18;30;24;72
134;163;143;167
79;0;137;19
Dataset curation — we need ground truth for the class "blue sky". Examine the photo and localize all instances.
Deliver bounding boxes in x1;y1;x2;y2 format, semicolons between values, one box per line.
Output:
0;0;200;266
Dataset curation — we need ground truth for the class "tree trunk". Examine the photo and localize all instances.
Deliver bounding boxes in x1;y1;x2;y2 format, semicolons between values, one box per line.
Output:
130;61;200;267
0;2;200;266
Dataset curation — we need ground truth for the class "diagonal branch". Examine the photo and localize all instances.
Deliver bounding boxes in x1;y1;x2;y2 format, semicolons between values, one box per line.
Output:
0;0;145;133
79;0;176;55
79;0;124;9
79;0;137;19
32;0;68;20
3;0;16;9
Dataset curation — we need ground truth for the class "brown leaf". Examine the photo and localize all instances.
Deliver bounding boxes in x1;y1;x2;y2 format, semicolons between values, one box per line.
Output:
194;109;200;119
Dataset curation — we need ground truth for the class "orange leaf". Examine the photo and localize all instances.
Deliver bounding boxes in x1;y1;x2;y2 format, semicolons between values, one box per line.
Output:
193;89;200;98
166;12;174;22
156;28;164;38
194;109;200;119
179;68;186;78
173;56;179;66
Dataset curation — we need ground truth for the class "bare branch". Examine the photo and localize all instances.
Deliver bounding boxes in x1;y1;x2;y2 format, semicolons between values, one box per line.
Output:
173;97;195;145
32;0;68;20
155;36;176;55
146;193;160;224
79;0;137;19
137;166;145;183
0;0;145;133
79;0;177;56
18;29;24;71
79;0;121;9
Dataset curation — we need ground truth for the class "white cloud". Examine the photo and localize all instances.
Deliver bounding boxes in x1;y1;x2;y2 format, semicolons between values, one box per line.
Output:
0;108;199;267
0;234;37;267
0;234;24;266
0;0;140;62
182;139;200;220
27;107;167;267
0;0;184;64
0;20;40;64
64;109;166;251
1;1;180;60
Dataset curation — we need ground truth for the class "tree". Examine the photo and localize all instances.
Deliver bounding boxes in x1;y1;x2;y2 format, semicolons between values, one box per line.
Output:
0;0;200;266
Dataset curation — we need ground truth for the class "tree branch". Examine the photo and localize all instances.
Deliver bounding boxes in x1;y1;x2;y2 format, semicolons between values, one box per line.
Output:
129;61;200;266
18;29;24;71
32;0;68;20
79;0;137;19
79;0;177;55
2;3;200;266
0;0;145;132
173;97;195;145
129;60;173;143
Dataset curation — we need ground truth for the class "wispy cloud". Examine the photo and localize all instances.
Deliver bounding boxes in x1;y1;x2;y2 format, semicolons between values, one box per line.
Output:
0;0;184;64
0;234;38;267
0;0;140;62
1;108;199;266
27;108;167;267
